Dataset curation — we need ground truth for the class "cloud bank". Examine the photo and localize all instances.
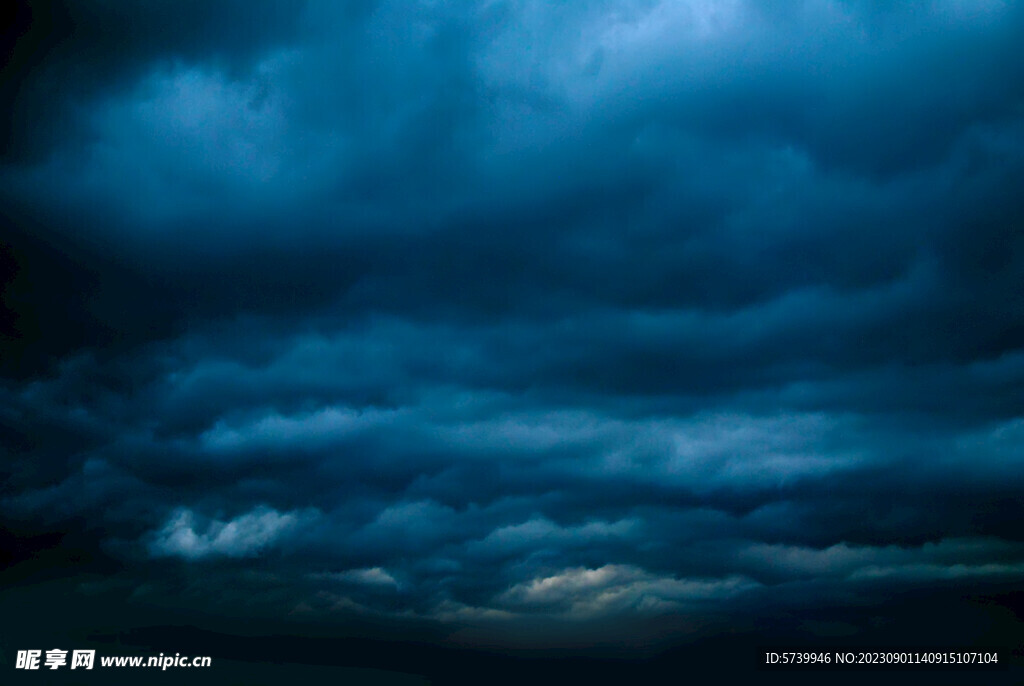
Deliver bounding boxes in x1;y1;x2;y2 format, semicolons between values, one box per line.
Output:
2;0;1023;660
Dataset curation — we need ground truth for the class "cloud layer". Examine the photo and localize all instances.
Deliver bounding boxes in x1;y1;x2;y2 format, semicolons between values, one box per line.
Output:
2;0;1023;657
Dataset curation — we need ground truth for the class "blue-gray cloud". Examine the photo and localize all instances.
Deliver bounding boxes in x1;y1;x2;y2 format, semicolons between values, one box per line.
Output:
2;1;1023;672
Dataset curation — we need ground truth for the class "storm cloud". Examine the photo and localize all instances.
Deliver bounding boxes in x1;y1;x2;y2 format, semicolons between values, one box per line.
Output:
2;0;1023;681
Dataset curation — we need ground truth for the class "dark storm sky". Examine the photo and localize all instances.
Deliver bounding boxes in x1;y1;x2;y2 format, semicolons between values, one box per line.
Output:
2;0;1023;648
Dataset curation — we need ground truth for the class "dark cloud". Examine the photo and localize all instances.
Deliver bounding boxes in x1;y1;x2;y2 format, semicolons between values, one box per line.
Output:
3;1;1024;682
1;0;315;163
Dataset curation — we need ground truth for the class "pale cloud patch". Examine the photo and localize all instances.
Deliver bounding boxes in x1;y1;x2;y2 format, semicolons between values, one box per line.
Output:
469;517;640;556
497;565;758;619
312;567;400;587
148;505;317;560
199;406;400;452
738;538;1024;582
